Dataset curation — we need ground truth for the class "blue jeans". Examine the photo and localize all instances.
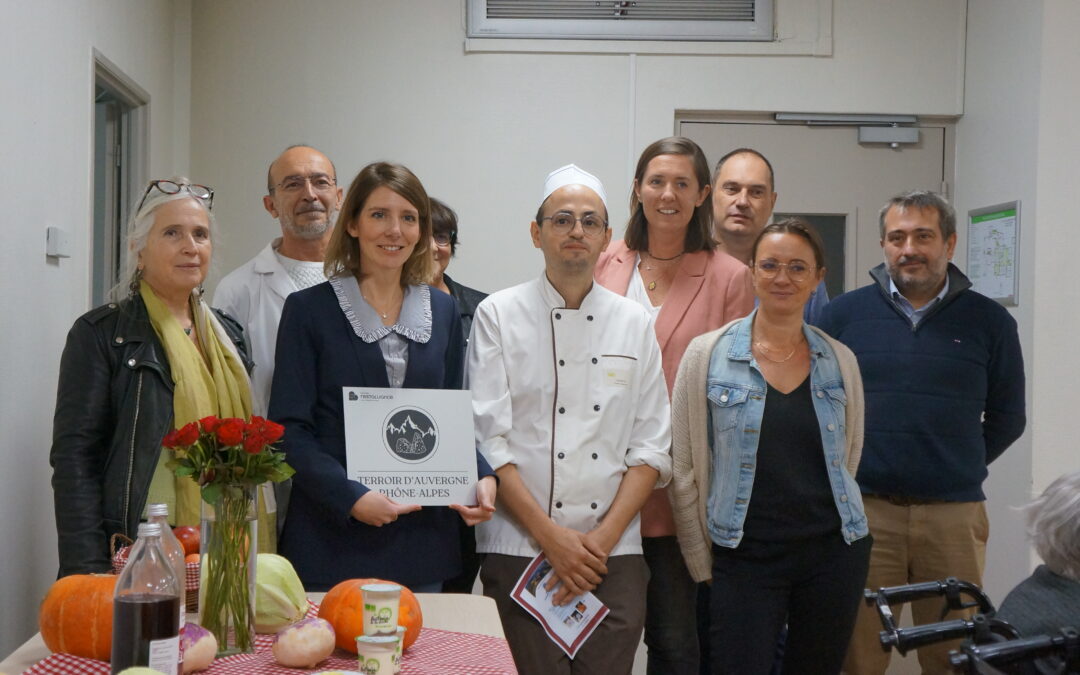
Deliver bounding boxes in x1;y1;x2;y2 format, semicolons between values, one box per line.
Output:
643;536;699;675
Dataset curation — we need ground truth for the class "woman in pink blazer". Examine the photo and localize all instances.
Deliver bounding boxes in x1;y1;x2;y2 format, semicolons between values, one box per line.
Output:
594;136;753;675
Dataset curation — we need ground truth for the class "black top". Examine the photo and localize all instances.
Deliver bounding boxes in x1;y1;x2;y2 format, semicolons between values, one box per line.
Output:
741;376;838;544
444;274;488;344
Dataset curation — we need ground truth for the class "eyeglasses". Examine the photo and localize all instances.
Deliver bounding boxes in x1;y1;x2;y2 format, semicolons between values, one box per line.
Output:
270;173;337;194
540;211;608;237
433;232;455;246
136;180;214;213
753;259;817;282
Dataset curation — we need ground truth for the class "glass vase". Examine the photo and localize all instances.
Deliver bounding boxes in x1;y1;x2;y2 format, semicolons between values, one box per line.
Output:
199;483;258;656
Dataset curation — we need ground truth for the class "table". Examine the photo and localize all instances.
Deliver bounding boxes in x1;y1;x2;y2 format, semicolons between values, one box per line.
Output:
0;592;507;674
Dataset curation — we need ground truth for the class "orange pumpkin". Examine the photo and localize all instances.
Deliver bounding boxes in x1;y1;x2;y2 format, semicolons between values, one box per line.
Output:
318;578;423;652
39;573;118;661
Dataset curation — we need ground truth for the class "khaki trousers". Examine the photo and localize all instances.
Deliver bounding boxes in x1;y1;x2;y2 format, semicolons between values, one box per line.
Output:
481;553;648;675
843;497;989;675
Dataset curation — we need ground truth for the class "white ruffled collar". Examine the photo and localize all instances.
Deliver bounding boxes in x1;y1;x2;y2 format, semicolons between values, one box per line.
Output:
329;275;432;344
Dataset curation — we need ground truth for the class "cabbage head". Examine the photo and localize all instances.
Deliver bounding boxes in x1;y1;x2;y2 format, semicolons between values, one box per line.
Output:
255;553;308;633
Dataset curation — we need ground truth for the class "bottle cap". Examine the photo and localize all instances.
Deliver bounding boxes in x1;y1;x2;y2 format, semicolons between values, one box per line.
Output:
137;522;162;538
146;503;168;517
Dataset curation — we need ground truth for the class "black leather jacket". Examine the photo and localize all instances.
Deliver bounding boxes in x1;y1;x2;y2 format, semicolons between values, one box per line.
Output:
50;295;251;577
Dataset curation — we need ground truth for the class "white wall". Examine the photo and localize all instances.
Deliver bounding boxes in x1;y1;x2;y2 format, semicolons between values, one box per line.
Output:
192;0;966;296
0;0;190;653
953;0;1042;602
1031;1;1080;490
956;0;1080;600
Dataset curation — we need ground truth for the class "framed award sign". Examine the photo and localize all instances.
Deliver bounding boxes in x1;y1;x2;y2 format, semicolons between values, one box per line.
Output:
342;387;478;505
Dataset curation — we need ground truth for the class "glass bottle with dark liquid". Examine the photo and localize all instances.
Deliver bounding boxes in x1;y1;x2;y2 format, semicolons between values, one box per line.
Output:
110;522;181;675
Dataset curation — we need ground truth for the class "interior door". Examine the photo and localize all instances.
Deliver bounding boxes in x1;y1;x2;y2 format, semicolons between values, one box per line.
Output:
680;119;950;293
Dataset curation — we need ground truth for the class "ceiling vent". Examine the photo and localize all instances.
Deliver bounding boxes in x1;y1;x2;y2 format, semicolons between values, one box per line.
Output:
466;0;774;41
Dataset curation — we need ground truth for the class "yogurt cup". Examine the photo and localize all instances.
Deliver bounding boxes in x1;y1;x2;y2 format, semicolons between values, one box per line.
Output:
355;634;400;675
393;625;406;673
361;583;402;636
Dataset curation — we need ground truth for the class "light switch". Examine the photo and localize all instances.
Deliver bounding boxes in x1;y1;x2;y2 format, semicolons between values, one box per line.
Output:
46;226;71;258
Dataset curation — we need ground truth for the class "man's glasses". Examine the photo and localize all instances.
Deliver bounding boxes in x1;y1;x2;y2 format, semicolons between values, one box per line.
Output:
433;232;455;246
753;259;817;282
136;180;214;214
540;211;608;237
270;174;337;194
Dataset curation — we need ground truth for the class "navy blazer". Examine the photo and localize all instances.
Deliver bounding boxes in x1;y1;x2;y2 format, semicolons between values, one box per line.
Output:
269;281;490;590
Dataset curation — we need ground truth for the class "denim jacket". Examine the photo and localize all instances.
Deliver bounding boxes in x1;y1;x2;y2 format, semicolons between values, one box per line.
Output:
705;311;868;548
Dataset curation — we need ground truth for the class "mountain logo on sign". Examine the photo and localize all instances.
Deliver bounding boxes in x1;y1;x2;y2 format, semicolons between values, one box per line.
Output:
383;407;438;463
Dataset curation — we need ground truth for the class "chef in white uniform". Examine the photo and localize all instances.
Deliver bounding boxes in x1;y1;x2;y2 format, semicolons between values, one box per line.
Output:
214;144;342;414
469;164;672;675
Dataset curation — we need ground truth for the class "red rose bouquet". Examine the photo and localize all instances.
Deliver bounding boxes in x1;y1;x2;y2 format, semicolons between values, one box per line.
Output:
163;415;294;504
163;416;294;654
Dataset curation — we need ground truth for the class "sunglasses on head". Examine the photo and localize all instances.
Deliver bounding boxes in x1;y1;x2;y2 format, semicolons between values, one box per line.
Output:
136;180;215;213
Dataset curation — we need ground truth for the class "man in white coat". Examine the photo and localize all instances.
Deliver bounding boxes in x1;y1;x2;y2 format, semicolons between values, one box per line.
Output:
214;145;342;413
468;164;672;674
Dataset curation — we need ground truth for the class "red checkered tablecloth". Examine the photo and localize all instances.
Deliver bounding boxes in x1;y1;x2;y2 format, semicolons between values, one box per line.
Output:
26;602;517;674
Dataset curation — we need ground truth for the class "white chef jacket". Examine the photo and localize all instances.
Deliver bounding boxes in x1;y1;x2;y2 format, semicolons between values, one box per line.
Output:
469;273;672;558
213;239;299;415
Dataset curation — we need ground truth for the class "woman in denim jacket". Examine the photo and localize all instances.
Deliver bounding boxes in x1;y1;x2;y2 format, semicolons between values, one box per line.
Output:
670;219;871;675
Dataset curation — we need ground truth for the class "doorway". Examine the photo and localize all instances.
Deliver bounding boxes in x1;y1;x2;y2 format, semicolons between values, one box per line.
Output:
679;115;955;293
93;52;149;305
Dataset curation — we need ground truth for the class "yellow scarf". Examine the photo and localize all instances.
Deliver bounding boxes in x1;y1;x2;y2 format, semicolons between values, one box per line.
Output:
141;282;275;552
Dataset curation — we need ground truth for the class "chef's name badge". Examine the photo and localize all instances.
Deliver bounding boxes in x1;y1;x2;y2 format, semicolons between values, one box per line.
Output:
342;387;478;506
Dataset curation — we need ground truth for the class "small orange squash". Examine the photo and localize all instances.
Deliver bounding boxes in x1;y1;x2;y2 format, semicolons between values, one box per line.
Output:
39;573;118;661
318;578;423;652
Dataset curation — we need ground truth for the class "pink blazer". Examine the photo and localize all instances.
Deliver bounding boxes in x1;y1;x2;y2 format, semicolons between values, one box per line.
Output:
595;240;754;537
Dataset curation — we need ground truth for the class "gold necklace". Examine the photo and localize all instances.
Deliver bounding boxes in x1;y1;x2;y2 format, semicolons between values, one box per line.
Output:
362;293;401;320
641;251;683;290
753;335;804;364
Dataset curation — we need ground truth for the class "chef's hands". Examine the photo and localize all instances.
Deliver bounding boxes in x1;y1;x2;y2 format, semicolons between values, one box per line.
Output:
450;475;498;526
350;491;422;526
582;525;620;566
537;524;609;606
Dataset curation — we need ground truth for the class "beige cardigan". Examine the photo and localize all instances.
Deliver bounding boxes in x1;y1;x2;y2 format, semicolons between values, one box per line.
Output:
669;318;865;583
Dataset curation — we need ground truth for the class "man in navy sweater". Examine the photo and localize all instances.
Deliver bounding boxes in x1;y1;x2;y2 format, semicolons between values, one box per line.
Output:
816;190;1026;674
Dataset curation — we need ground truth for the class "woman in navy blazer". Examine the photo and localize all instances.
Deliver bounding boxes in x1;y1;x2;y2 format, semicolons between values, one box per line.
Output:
269;162;496;591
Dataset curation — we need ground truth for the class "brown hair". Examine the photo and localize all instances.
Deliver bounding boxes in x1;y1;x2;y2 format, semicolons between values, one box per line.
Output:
625;137;715;253
429;197;459;255
751;217;827;270
323;162;436;285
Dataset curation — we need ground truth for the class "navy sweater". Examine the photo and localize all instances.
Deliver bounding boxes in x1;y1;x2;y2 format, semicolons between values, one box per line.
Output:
816;263;1025;501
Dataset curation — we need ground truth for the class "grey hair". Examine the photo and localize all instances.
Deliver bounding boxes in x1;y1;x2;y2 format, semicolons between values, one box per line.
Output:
878;190;956;240
1025;470;1080;581
110;176;216;301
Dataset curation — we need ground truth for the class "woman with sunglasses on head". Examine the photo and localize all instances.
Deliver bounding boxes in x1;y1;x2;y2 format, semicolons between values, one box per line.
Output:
269;162;496;592
593;137;754;674
670;219;870;675
51;177;274;577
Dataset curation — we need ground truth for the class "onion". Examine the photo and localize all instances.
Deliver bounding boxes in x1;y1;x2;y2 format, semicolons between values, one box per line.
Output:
179;623;217;673
272;617;336;668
